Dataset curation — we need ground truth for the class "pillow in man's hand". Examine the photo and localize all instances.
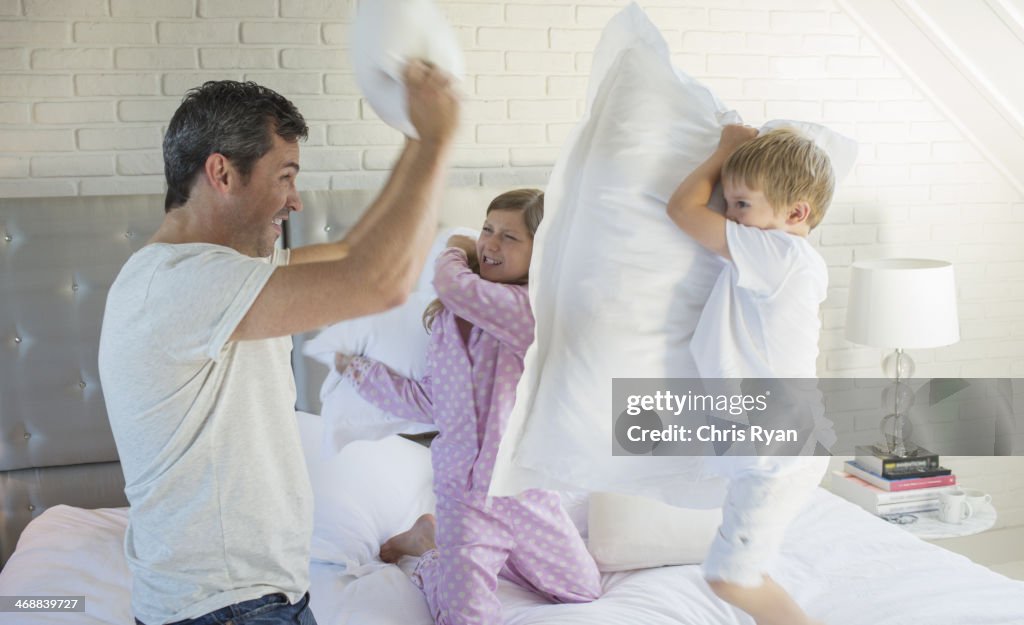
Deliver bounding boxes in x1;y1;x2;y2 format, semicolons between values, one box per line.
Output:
350;0;464;139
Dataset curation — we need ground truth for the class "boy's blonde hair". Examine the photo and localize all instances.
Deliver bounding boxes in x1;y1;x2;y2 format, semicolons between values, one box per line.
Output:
721;128;834;230
422;188;544;333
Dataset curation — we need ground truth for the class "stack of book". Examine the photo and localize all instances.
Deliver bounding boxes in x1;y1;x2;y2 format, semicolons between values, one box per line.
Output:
832;446;956;516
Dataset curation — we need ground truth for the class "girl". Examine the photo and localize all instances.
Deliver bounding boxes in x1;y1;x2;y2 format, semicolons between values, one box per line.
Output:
335;189;601;625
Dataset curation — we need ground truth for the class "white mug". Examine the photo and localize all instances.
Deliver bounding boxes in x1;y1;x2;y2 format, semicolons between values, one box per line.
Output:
961;488;992;510
939;489;974;524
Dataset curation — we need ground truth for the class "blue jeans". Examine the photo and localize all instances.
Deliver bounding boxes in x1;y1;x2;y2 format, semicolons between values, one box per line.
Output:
136;592;317;625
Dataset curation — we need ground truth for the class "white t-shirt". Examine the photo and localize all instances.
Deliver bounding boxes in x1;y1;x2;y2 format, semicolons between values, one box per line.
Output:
691;220;828;379
688;221;829;584
98;243;312;625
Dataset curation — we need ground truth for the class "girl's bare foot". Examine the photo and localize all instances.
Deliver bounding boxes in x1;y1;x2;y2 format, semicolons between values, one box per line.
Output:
380;514;437;563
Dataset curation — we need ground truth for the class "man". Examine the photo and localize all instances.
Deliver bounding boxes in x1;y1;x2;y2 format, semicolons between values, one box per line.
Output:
98;61;459;625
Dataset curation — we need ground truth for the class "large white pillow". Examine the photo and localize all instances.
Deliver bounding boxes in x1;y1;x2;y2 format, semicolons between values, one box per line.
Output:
490;4;856;502
296;411;436;573
350;0;465;139
303;228;478;452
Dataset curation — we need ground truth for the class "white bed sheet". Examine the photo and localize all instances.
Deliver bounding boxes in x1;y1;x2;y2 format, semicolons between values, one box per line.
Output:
1;490;1022;625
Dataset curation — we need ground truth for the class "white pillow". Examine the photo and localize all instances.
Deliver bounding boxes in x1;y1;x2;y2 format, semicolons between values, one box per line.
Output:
761;119;858;193
303;228;478;452
587;492;721;572
0;506;133;623
490;4;857;501
350;0;465;139
294;412;591;578
296;411;436;573
305;288;434;383
306;289;437;452
415;226;479;292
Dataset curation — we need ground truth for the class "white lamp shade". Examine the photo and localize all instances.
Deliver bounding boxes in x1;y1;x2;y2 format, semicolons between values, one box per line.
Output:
845;258;960;349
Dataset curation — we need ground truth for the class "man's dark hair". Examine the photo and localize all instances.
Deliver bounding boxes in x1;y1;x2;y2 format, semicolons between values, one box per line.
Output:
163;80;309;211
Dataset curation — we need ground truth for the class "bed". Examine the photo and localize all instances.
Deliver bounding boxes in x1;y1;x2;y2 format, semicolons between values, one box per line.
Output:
2;190;1023;625
1;475;1023;624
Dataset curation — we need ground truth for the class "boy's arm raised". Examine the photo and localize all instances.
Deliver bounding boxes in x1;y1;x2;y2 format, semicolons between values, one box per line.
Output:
666;124;757;260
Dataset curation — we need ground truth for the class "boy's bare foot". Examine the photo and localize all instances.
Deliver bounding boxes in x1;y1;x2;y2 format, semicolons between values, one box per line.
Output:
380;514;437;563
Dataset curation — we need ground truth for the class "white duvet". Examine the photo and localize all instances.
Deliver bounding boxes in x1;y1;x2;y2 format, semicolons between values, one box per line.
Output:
2;491;1021;625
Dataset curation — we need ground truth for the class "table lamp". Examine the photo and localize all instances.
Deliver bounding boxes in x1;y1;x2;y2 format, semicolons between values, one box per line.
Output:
845;258;960;457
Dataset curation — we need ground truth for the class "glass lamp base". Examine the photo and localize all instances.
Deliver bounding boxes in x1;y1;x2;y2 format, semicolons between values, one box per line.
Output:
878;413;917;457
882;349;916;380
878;349;917;458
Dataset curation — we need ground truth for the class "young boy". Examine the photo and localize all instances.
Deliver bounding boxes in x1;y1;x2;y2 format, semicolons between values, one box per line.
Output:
666;124;834;625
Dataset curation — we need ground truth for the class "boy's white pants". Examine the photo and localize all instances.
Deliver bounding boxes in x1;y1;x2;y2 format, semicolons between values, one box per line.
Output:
702;456;829;586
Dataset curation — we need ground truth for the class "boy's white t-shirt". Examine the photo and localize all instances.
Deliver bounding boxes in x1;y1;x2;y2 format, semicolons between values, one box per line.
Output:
689;220;829;585
98;243;312;625
691;219;828;379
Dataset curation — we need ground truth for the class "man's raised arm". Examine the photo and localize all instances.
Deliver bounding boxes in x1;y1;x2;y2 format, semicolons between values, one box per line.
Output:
232;60;460;341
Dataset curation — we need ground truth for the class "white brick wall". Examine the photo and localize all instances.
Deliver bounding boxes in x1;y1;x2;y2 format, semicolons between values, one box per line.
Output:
0;0;1021;382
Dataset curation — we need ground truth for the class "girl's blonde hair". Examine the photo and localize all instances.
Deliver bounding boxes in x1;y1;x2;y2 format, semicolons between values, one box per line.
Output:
423;188;544;333
721;128;834;230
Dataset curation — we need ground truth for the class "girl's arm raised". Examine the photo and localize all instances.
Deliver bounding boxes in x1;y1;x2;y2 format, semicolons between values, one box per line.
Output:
431;248;534;352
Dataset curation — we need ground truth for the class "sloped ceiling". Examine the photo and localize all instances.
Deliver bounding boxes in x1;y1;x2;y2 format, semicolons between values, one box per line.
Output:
838;0;1024;196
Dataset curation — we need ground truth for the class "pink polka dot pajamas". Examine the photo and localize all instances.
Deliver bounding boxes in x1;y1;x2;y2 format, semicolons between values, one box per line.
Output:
343;248;601;624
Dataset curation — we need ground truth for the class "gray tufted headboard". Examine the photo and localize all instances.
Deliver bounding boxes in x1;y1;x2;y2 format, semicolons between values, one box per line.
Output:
0;186;502;569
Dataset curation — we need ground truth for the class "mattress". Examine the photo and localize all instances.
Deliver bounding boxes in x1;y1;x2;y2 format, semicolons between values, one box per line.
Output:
0;489;1021;625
